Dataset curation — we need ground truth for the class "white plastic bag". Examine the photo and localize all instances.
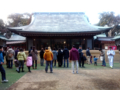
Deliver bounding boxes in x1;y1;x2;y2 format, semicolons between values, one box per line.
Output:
100;56;103;61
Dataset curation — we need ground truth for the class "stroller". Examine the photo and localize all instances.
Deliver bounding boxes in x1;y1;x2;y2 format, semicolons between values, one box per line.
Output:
14;59;19;67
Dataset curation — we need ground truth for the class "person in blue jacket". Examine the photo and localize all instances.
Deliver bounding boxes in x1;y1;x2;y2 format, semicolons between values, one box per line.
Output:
94;56;98;66
0;46;8;83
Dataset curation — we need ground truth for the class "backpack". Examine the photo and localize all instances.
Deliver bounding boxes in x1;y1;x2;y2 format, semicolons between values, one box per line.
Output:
8;53;13;58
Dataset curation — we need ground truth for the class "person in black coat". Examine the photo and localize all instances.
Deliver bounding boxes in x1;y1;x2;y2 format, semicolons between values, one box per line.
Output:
57;48;63;67
40;48;44;66
86;47;91;64
78;45;85;68
29;46;32;54
63;46;69;67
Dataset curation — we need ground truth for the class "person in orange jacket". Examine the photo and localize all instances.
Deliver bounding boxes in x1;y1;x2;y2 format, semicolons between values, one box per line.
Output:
43;47;53;73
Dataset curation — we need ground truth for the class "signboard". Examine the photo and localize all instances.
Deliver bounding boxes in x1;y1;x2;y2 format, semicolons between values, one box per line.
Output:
105;46;108;49
109;46;117;50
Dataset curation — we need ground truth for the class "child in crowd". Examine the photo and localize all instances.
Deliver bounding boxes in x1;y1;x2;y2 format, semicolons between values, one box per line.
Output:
0;46;8;83
14;59;19;72
94;56;98;66
26;54;32;72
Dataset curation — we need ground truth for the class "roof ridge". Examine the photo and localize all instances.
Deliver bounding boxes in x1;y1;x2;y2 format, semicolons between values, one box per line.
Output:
33;12;85;15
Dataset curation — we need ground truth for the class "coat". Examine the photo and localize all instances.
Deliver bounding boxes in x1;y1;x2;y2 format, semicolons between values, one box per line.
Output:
15;50;19;59
43;50;53;61
57;50;63;62
78;49;83;58
63;48;69;59
52;50;58;60
6;48;15;60
26;56;32;67
31;50;38;60
70;48;79;61
107;50;115;58
17;52;26;61
40;50;44;59
0;51;4;64
86;49;91;56
94;58;98;62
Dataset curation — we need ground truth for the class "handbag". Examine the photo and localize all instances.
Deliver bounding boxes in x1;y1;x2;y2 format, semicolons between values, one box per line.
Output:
100;56;103;61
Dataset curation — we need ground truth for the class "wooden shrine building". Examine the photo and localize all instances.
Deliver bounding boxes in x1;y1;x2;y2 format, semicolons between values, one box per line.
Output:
112;34;120;50
7;12;111;50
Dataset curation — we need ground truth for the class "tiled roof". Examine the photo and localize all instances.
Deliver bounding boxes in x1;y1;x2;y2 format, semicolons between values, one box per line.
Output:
97;37;114;41
112;34;120;40
7;34;26;41
8;12;111;33
0;34;8;41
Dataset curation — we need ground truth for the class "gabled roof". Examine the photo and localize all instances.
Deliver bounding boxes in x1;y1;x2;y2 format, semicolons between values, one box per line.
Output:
6;41;26;45
112;34;120;40
7;12;111;35
7;34;26;41
94;33;106;40
97;37;114;41
0;34;8;41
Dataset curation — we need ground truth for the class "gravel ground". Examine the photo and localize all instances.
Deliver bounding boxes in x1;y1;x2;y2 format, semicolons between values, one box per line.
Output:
7;69;120;90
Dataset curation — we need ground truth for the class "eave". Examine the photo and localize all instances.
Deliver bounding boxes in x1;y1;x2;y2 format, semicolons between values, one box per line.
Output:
7;29;107;37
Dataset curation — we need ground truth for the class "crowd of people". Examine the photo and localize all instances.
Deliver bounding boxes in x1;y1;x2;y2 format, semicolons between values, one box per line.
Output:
0;45;116;83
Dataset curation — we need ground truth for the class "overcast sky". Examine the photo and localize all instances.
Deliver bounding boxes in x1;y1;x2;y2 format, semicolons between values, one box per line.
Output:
0;0;120;24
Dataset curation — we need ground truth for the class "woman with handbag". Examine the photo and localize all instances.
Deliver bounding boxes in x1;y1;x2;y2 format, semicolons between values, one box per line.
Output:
99;49;106;66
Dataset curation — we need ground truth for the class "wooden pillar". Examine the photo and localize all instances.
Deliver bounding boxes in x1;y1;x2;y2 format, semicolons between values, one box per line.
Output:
27;38;33;50
86;38;93;50
92;36;94;50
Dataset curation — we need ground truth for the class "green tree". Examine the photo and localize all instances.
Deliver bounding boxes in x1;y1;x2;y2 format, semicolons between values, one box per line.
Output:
0;19;6;33
98;12;120;27
7;13;31;27
0;19;12;39
0;19;4;27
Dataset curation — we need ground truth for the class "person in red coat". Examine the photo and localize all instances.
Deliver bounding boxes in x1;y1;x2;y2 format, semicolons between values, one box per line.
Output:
70;45;79;74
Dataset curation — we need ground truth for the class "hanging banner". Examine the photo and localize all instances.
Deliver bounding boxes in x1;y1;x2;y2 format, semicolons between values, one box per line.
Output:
109;46;117;50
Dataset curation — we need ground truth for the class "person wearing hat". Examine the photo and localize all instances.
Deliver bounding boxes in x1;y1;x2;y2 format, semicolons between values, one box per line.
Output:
107;47;115;68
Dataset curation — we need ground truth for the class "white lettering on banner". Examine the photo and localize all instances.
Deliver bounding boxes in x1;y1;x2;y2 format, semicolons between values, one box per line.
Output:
113;47;115;50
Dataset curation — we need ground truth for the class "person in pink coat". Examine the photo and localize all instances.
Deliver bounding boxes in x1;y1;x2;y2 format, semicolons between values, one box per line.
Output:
26;54;32;72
